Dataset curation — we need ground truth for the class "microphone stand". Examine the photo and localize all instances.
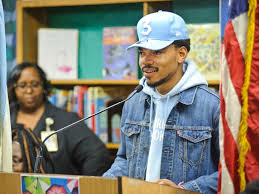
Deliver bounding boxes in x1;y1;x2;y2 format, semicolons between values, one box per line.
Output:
34;85;143;173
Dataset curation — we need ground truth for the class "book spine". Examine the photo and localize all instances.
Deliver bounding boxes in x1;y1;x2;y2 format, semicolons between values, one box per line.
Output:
87;87;96;133
66;90;73;112
73;86;79;114
95;87;111;143
111;113;121;143
83;89;88;126
77;86;88;118
57;89;70;110
48;88;57;106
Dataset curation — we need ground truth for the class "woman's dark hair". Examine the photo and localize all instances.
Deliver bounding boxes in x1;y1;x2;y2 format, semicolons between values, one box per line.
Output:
12;125;55;173
173;39;191;52
7;62;52;103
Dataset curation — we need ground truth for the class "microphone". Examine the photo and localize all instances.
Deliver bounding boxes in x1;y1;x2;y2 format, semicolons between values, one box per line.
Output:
34;84;143;173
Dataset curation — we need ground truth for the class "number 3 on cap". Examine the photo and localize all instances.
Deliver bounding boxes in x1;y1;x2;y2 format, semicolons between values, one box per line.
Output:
141;18;151;35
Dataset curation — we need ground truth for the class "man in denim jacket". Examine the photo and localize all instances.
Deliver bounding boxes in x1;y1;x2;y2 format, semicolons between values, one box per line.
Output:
103;11;220;194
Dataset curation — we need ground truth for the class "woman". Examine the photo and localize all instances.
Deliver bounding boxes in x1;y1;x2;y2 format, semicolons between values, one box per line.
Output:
8;62;111;175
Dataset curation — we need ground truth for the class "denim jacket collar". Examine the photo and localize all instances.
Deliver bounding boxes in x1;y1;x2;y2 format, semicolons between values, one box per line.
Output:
139;86;200;106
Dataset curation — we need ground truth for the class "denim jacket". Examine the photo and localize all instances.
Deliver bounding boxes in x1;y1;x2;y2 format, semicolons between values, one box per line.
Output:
103;85;220;194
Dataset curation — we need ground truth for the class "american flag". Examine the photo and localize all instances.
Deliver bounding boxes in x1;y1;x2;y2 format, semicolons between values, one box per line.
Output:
219;0;259;193
0;1;12;172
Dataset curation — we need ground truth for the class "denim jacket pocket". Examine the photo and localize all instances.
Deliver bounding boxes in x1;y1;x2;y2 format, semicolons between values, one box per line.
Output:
178;128;212;166
121;122;141;159
122;122;141;137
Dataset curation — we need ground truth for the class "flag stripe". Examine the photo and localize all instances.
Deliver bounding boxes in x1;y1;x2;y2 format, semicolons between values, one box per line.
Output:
218;118;235;194
218;45;242;194
221;46;241;143
220;86;240;194
232;13;249;58
224;21;246;102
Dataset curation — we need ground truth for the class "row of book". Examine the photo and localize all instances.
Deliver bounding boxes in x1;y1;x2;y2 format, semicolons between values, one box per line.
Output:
48;86;123;143
48;84;218;144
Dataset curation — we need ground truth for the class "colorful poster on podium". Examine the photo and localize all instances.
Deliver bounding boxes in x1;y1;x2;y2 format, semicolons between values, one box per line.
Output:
21;174;79;194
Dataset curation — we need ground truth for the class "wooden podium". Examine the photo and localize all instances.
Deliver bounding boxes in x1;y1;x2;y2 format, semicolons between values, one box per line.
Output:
0;172;200;194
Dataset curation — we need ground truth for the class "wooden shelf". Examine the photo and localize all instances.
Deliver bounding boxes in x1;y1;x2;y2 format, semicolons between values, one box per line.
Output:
106;143;120;149
50;79;219;86
17;0;172;8
50;79;139;86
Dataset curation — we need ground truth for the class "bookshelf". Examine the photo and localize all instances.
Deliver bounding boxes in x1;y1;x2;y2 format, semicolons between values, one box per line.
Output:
16;0;173;151
16;0;173;66
16;0;220;152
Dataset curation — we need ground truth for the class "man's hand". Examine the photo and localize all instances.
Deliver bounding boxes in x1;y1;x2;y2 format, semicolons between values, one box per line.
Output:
154;179;183;189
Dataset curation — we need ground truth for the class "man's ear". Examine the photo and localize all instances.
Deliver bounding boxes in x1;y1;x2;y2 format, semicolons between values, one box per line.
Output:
177;46;187;63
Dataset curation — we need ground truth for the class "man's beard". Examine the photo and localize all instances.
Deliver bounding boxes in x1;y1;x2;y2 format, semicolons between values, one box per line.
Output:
146;72;174;88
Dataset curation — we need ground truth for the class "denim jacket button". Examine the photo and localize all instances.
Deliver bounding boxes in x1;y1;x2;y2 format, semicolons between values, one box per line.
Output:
143;147;147;152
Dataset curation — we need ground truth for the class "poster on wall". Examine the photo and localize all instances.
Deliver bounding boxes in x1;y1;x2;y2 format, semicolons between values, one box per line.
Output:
102;26;138;80
186;23;221;81
38;28;79;80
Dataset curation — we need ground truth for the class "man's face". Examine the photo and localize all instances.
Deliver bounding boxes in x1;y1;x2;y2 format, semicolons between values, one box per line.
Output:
139;44;186;94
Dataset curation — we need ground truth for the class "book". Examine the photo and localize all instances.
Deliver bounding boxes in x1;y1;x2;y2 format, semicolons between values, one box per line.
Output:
48;88;57;106
103;26;138;80
56;89;70;110
72;86;78;114
77;86;88;118
83;90;88;126
87;87;96;132
111;113;121;143
38;28;79;80
107;98;124;143
186;23;220;81
94;87;111;143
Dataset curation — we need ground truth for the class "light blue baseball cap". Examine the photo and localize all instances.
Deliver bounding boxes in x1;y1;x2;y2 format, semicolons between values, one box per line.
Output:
128;11;189;50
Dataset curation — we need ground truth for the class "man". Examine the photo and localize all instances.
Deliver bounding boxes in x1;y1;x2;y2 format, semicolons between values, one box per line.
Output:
103;11;220;194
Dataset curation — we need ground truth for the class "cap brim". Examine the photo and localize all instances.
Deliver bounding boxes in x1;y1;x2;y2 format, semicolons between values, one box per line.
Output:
127;39;174;51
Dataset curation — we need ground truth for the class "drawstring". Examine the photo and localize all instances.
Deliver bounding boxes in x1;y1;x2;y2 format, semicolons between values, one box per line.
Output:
149;96;153;137
165;96;169;122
